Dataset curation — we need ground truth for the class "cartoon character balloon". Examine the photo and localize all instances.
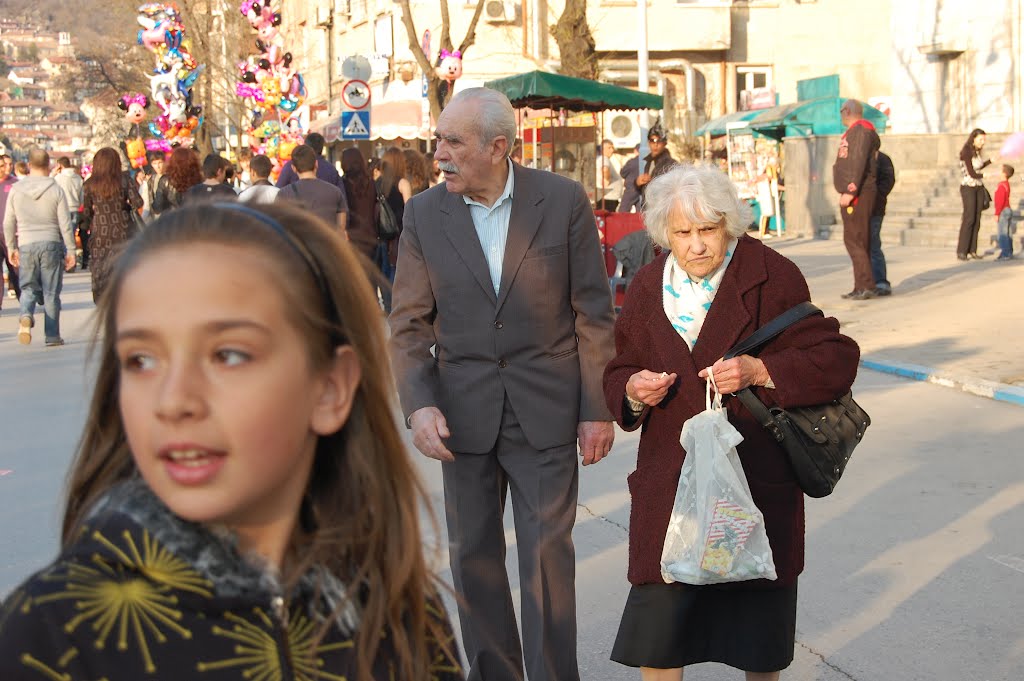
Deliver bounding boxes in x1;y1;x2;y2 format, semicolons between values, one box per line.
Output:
435;49;464;111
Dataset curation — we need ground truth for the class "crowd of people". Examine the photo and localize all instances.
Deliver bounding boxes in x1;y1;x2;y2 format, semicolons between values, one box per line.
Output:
0;89;862;681
0;136;445;342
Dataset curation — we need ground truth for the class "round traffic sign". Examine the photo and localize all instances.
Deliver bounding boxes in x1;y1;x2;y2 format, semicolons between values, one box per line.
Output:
341;79;371;110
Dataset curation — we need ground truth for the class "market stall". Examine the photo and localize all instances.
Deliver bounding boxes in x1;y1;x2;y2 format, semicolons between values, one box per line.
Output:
484;70;663;306
698;96;888;236
484;70;662;197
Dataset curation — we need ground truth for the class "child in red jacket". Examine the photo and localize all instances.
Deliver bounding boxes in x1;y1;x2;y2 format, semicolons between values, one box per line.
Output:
995;164;1015;260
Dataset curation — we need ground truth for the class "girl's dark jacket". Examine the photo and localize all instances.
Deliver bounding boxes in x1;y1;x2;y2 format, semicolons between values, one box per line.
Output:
0;480;463;680
603;236;861;588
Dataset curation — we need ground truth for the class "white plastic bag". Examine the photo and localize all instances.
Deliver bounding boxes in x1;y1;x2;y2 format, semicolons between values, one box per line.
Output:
660;369;777;585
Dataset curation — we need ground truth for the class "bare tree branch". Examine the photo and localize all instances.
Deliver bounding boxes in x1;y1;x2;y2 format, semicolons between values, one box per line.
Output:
396;0;486;122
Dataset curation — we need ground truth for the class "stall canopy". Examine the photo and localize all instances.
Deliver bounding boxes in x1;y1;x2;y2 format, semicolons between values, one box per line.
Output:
695;109;760;137
695;96;888;139
747;96;888;139
484;70;662;111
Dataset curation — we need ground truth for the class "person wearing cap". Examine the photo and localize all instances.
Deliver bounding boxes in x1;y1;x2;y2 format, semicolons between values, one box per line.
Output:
635;126;677;207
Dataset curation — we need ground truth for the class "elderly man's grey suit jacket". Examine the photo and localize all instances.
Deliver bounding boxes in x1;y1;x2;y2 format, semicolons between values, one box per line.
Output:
388;163;616;453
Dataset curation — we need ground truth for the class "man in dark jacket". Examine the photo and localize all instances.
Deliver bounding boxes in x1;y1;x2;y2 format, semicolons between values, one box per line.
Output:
870;151;895;296
635;126;676;208
833;99;880;300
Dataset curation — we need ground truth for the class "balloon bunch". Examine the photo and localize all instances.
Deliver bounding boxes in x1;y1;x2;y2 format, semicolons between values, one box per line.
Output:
236;0;306;169
134;2;204;151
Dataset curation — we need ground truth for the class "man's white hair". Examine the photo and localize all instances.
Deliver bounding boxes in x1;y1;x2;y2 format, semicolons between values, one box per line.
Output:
642;164;752;248
450;87;518;153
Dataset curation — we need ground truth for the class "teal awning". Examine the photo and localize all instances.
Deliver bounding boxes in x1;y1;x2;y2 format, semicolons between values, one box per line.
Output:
484;70;663;112
747;96;889;139
695;109;760;136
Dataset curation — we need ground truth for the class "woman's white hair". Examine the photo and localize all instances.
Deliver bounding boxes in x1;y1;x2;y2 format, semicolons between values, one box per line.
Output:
642;164;752;248
451;87;518;154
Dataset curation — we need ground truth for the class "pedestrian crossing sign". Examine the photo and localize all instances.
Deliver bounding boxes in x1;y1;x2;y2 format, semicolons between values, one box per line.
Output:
341;111;371;140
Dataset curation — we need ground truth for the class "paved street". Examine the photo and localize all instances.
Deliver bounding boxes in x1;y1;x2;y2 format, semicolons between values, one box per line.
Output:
2;239;1023;680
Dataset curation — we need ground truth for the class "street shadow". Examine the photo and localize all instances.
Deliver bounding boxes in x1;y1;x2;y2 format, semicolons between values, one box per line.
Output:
890;262;975;295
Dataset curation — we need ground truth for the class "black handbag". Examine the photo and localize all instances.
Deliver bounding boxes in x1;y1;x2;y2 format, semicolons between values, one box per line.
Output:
375;190;400;241
724;302;870;498
981;186;992;211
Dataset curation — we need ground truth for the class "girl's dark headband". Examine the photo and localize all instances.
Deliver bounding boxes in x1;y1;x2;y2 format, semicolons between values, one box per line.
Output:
212;202;344;344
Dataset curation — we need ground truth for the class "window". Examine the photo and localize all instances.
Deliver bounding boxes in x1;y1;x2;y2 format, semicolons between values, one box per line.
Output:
736;65;772;109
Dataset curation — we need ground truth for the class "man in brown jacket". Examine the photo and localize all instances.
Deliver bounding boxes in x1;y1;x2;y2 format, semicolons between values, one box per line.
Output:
833;99;880;300
388;88;616;681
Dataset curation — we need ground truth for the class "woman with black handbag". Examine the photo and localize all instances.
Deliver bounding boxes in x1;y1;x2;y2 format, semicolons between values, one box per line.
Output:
957;128;992;261
603;165;861;681
79;148;143;302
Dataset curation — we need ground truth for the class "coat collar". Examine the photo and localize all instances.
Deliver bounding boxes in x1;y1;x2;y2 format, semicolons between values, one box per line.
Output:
497;163;545;312
646;235;768;375
79;479;359;629
437;163;546;311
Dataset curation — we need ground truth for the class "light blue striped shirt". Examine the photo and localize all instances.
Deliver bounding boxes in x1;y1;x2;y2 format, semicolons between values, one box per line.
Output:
463;159;515;295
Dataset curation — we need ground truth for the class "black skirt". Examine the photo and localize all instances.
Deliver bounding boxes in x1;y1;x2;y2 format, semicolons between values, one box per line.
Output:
610;580;797;672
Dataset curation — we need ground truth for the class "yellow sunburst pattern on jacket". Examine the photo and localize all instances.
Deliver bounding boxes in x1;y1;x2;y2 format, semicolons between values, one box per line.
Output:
197;607;353;680
29;527;214;673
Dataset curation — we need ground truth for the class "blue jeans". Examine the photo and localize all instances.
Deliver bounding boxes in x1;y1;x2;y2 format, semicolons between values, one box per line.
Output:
868;214;890;290
18;241;65;341
997;208;1015;258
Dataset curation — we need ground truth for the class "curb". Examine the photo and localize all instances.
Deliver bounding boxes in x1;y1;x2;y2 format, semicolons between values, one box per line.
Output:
861;357;1024;407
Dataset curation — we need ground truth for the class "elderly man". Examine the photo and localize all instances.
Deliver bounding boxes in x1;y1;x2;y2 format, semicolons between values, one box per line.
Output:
832;99;880;300
3;148;75;346
388;87;616;681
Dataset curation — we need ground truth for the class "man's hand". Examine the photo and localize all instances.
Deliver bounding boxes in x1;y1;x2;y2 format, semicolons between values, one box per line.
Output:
64;252;76;272
409;406;455;462
839;193;855;208
578;421;614;466
626;370;677;407
10;249;19;268
698;355;770;394
636;172;652;187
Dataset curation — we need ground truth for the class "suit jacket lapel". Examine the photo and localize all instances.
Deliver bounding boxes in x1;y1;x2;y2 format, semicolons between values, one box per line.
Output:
439;189;498;305
691;235;767;369
496;165;544;313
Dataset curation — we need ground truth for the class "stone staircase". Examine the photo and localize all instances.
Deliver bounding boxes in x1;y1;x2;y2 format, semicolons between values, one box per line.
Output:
883;167;1016;250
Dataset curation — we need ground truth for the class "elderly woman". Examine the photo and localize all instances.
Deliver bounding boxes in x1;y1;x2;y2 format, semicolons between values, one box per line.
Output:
603;165;860;681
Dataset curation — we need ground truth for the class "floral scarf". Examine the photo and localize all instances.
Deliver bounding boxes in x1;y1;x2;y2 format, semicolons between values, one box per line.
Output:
662;239;738;350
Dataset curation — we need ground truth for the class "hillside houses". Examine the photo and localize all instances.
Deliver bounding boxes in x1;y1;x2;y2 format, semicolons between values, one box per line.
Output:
0;21;86;158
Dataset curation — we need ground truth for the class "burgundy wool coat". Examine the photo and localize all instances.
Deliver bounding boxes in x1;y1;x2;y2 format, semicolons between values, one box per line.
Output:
603;235;861;588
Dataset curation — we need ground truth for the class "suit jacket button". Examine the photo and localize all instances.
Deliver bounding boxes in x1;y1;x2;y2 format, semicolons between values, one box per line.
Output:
494;320;503;329
498;359;508;368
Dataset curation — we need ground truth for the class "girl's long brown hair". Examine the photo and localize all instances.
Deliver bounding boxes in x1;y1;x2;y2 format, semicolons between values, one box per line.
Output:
379;146;407;197
85;147;123;200
164;147;203;193
62;202;455;681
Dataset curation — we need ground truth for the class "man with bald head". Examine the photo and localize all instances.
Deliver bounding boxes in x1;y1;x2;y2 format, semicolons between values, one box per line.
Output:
389;87;616;681
833;98;880;300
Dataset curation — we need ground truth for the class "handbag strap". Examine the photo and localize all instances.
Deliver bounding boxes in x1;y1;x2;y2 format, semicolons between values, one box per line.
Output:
724;301;823;442
723;301;822;359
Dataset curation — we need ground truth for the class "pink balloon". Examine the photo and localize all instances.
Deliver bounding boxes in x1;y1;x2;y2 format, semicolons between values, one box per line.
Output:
999;132;1024;159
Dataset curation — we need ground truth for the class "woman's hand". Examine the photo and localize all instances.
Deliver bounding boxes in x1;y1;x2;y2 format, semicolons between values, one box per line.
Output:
698;355;771;394
626;370;678;407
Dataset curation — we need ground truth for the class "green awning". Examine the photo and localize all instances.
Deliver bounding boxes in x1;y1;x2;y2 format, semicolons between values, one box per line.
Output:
694;109;761;136
747;96;889;139
484;70;663;112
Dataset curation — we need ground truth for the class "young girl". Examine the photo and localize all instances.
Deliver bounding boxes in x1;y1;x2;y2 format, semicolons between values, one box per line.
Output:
0;202;463;681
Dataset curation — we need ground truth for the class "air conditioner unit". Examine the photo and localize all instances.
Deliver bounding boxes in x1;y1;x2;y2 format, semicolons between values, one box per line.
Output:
604;112;640;150
484;0;519;24
315;4;334;27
